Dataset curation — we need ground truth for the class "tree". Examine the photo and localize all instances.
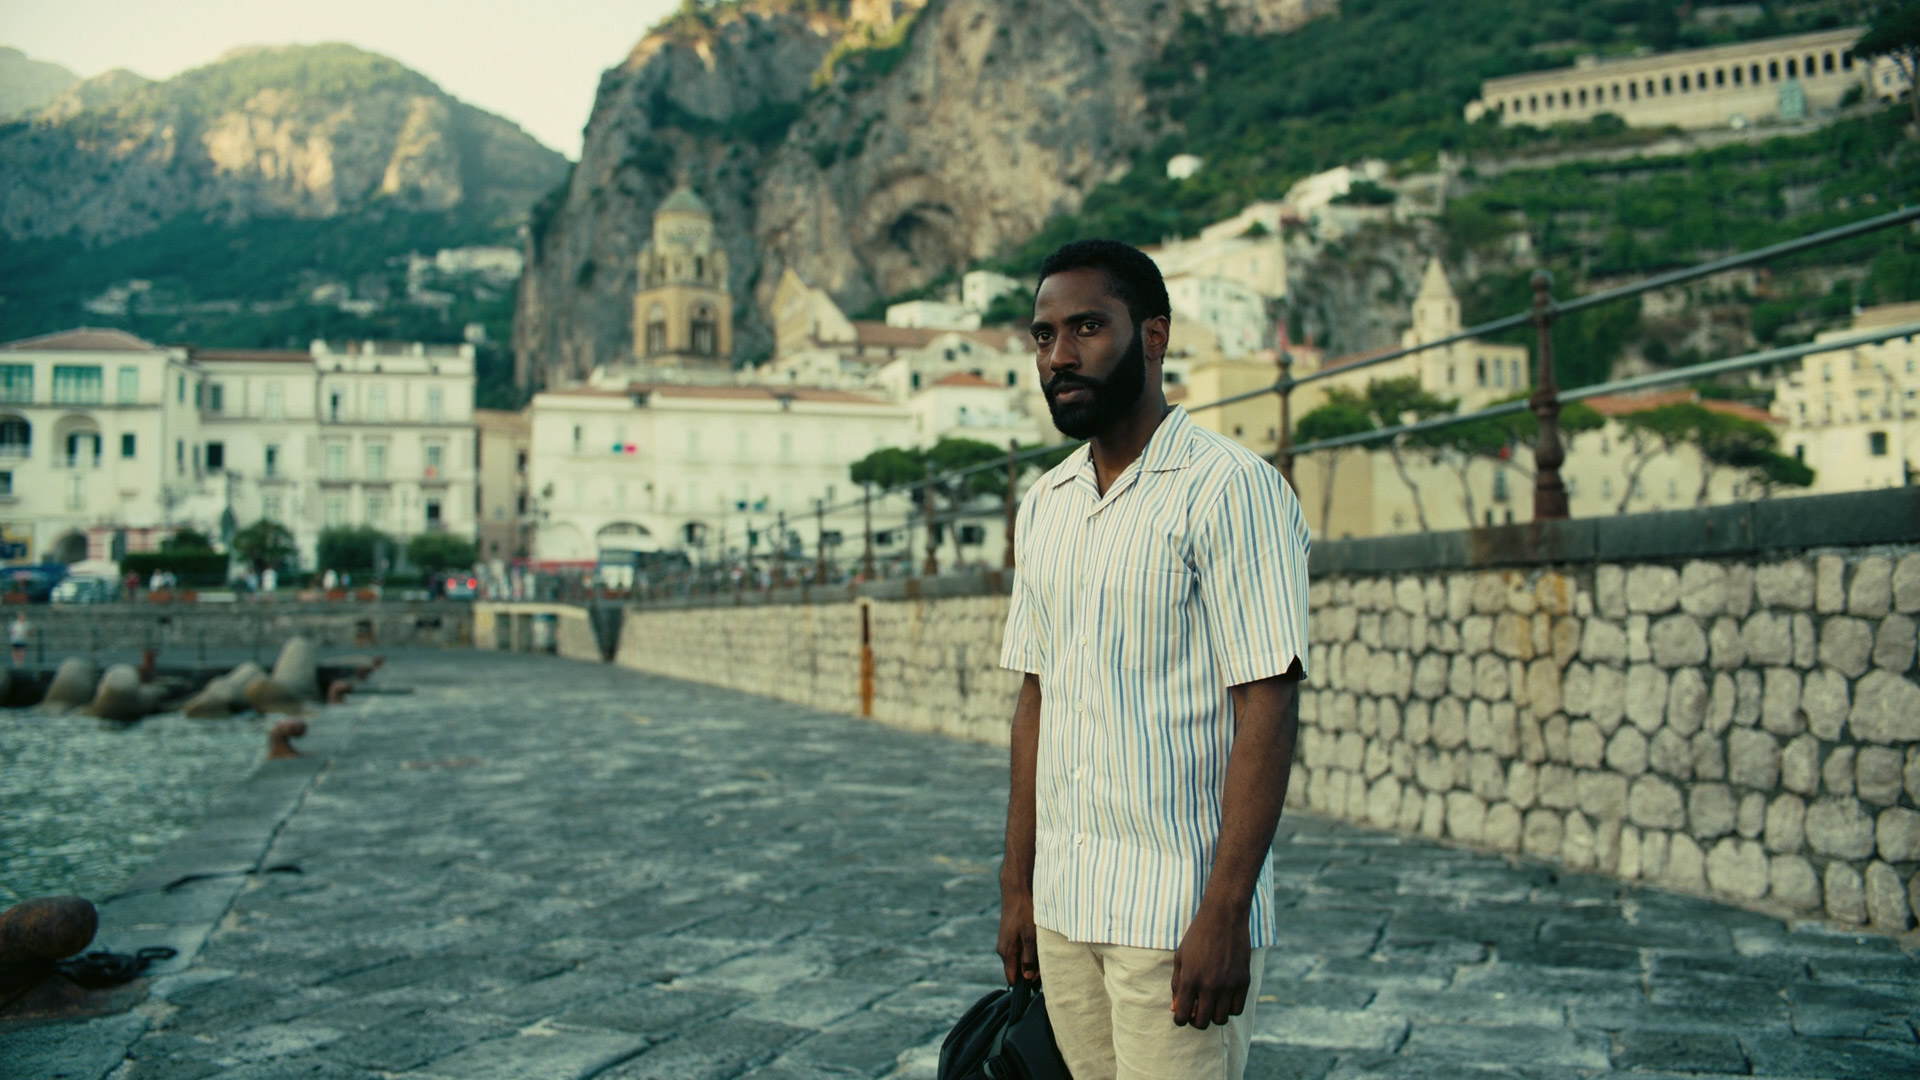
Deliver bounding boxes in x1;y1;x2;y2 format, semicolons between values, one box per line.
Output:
1360;376;1456;532
1614;403;1711;513
407;532;478;576
1856;2;1920;134
1294;388;1376;532
317;525;389;575
1693;410;1816;502
162;528;215;552
230;520;295;574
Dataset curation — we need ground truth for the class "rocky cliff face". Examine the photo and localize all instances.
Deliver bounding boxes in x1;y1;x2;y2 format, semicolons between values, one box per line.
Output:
0;47;79;120
0;44;566;246
517;0;1327;383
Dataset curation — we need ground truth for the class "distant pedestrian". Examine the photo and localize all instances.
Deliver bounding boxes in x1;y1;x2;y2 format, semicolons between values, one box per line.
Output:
9;610;28;666
322;568;338;591
996;240;1310;1080
261;567;278;596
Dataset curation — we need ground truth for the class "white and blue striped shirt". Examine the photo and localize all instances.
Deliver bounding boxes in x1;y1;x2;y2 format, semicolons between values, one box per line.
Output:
1000;406;1311;950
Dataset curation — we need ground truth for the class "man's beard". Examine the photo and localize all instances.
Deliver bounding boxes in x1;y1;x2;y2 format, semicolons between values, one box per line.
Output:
1043;329;1148;440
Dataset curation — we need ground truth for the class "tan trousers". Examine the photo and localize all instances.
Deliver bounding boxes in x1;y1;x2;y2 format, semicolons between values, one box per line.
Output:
1034;925;1266;1080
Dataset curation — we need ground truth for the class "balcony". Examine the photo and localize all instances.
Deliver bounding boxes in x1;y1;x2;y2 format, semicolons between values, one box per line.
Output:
57;454;103;469
0;445;29;461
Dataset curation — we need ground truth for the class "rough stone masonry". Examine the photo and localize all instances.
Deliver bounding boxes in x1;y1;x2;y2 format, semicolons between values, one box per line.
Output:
614;550;1920;936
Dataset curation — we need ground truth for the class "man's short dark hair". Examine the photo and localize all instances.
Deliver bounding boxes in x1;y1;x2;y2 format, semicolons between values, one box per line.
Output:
1036;239;1171;329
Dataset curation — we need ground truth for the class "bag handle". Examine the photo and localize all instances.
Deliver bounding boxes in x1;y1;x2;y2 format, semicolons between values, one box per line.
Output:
983;977;1041;1077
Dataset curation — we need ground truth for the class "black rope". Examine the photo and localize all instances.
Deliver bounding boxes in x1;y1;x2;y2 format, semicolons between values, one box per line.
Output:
53;946;177;988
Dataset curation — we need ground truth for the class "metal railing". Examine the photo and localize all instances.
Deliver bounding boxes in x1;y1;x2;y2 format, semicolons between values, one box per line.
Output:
588;204;1918;605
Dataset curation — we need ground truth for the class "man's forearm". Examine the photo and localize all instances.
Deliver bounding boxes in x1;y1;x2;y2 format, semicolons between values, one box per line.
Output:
1198;671;1300;915
1001;673;1041;891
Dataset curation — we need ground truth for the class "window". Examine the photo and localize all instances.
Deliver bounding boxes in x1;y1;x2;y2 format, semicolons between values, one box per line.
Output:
572;425;584;453
1493;469;1509;502
325;493;347;527
264;444;280;477
1679;74;1689;92
367;443;387;479
1768;59;1779;80
176;375;185;403
368;386;387;421
1666;478;1678;499
1793;444;1805;461
52;365;104;405
207;384;223;413
1493;359;1505;387
192;444;201;473
366;491;387;524
425;442;445;473
1006;371;1018;387
0;471;10;497
1785;58;1796;78
328;391;342;422
779;432;793;460
265;383;284;420
1476;358;1486;386
1512;359;1522;387
425;497;443;529
121;433;135;458
646;304;667;354
0;365;30;403
1;418;30;458
206;442;224;471
1733;66;1743;86
1602;477;1613;499
690;306;716;356
260;494;280;522
1869;431;1889;456
175;439;184;473
325;442;347;479
66;431;102;467
911;372;922;389
427;387;444;423
118;366;139;404
193;382;202;408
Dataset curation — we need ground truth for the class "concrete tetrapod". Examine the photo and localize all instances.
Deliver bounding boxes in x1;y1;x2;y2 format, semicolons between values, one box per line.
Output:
85;664;162;721
242;674;306;716
41;658;100;711
181;661;265;719
270;637;320;702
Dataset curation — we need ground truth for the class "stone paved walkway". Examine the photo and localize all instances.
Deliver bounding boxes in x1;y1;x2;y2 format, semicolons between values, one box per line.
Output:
5;651;1917;1079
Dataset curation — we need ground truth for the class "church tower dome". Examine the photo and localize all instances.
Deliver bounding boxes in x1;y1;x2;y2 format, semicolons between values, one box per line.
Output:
632;183;732;375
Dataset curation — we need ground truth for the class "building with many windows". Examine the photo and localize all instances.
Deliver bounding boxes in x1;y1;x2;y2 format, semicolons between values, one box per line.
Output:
1;328;477;573
1774;302;1920;495
1466;28;1889;130
0;328;207;564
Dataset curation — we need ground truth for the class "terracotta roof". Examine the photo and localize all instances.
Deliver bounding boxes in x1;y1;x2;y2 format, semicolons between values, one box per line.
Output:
1581;389;1695;416
846;322;1023;354
1581;388;1781;426
929;372;1001;389
1316;345;1399;374
3;327;161;352
190;347;313;365
643;383;889;405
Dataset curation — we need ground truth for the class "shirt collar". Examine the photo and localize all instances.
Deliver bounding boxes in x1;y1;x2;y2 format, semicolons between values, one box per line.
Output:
1047;405;1196;489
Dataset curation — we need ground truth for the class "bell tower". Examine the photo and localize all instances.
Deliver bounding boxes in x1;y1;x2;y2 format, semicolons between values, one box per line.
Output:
632;184;733;376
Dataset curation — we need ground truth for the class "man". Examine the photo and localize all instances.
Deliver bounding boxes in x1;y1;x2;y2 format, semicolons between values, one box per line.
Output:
996;239;1309;1079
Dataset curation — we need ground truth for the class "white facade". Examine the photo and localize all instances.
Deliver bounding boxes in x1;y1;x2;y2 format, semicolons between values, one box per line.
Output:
962;270;1024;315
526;384;915;569
1164;274;1269;358
1774;303;1920;495
0;329;206;564
885;299;981;331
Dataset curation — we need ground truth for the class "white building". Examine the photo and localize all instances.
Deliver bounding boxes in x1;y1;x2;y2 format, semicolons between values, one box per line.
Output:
962;270;1024;315
0;328;207;565
1774;302;1920;495
526;383;917;572
885;299;981;331
0;328;478;573
1164;274;1269;358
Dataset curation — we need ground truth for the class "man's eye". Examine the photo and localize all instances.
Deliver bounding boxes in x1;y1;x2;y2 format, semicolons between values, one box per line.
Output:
1077;321;1100;334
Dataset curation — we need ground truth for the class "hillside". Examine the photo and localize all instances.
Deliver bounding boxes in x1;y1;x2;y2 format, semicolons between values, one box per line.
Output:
518;0;1913;391
0;43;569;401
0;47;78;120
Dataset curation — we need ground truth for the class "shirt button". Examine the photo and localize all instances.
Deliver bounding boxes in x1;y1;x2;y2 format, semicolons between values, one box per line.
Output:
1076;701;1087;713
1075;833;1086;846
1078;635;1088;647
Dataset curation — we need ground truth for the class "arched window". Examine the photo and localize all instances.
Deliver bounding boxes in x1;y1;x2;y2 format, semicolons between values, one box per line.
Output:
1768;59;1780;80
1680;73;1690;92
1785;57;1797;78
1733;65;1743;86
1663;75;1674;94
690;305;716;356
1476;358;1487;386
0;416;29;458
1715;68;1725;87
645;304;667;355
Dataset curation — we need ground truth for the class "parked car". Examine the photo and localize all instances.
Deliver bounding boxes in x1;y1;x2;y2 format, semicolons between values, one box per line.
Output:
1;565;66;603
440;574;480;600
52;575;119;604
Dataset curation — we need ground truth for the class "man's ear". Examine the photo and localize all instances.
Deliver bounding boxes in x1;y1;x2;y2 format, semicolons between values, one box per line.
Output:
1143;315;1171;364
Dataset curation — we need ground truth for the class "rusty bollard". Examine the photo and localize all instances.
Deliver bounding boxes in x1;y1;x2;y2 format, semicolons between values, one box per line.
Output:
137;648;158;684
326;679;352;705
267;719;307;760
0;897;98;993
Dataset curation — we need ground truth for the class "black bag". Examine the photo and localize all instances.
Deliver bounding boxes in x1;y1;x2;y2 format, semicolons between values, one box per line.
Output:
938;978;1073;1080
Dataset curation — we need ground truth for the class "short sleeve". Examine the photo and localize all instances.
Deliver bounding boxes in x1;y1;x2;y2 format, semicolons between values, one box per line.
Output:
1194;462;1311;687
998;492;1044;674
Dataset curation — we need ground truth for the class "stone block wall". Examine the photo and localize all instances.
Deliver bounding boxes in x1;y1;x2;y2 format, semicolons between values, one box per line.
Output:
1291;552;1920;933
616;593;1022;745
7;601;473;655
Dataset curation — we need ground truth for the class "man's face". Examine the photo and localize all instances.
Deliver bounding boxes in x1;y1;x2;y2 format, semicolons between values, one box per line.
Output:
1031;267;1154;440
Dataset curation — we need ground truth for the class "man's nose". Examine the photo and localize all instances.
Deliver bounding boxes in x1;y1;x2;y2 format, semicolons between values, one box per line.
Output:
1045;335;1080;373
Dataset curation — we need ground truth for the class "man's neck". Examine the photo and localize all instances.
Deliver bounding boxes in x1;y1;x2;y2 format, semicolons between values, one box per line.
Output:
1089;391;1172;495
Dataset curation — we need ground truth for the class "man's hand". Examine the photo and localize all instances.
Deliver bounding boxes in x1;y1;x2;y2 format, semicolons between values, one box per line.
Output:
996;885;1039;986
1170;901;1250;1029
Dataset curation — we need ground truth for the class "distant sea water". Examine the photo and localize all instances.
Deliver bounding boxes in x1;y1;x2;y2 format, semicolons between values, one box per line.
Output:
0;709;263;906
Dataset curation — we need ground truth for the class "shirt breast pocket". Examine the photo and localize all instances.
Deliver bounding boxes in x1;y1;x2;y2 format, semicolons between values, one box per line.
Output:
1100;563;1194;672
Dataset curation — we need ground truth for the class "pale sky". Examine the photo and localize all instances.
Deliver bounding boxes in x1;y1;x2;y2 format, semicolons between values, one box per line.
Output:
1;0;683;158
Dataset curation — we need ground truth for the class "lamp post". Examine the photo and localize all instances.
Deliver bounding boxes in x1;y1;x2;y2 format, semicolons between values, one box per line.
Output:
1275;349;1296;488
814;498;828;583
